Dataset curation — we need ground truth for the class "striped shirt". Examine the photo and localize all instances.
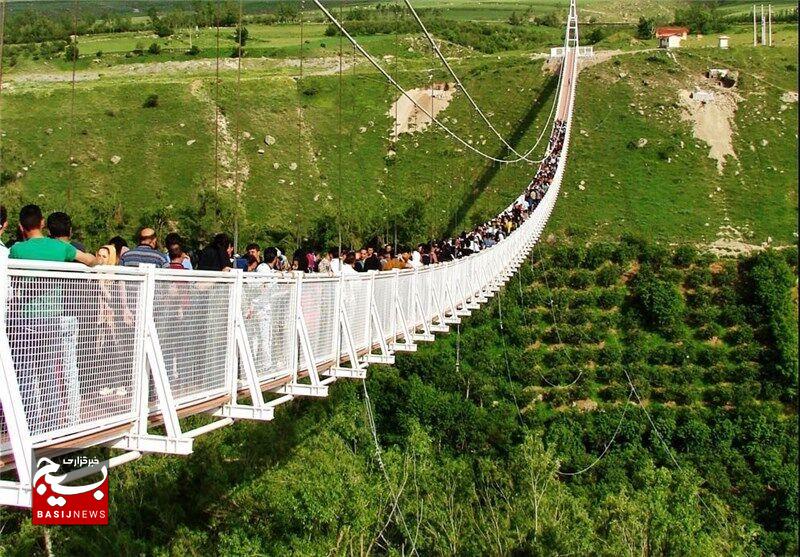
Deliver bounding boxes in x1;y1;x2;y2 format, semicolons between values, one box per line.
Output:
120;245;169;268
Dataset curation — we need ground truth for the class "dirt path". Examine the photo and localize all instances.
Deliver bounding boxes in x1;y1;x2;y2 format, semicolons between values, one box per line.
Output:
188;79;249;194
5;55;359;87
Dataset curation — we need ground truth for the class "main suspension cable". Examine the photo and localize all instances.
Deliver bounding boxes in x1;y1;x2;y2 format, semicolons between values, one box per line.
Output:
310;0;566;164
214;0;221;195
401;0;557;164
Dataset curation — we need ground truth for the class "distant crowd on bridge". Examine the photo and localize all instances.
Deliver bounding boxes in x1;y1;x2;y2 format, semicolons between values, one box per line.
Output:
1;119;567;276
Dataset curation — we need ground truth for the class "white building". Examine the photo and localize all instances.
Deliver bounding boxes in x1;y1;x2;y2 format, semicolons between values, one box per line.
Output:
656;27;689;49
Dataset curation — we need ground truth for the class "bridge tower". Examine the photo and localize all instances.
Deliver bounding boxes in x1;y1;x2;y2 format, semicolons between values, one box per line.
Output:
566;0;580;48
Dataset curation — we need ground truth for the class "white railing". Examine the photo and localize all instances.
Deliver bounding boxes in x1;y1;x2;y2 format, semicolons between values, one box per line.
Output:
0;35;579;510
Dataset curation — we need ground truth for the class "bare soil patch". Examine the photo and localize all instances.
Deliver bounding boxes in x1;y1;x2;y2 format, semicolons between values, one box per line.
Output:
387;83;455;141
678;87;741;174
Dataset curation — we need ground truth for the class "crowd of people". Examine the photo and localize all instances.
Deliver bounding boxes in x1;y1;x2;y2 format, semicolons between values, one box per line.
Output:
0;119;567;276
0;118;567;433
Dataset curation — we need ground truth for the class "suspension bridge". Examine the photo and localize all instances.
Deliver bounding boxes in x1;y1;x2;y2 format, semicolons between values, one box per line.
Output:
0;1;583;508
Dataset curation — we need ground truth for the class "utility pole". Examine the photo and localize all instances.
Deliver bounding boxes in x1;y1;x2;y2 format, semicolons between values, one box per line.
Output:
761;5;766;46
768;4;773;46
753;5;757;46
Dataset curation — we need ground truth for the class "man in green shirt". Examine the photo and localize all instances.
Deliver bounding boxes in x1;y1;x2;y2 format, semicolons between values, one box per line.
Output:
10;204;96;266
8;204;95;433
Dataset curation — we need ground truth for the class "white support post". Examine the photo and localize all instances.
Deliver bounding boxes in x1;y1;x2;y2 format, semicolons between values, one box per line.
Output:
215;271;274;421
121;265;192;455
391;279;417;353
278;274;329;397
0;253;34;507
362;273;395;365
412;269;434;342
326;275;367;379
768;4;772;46
428;270;450;333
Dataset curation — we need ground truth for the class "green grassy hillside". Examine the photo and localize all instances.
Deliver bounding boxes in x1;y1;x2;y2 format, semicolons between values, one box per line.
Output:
1;16;797;252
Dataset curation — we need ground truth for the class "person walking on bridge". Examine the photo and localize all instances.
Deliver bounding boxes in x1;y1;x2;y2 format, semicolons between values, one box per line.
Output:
120;228;169;268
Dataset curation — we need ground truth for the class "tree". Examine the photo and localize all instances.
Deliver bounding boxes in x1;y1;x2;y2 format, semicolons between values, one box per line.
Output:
234;25;249;47
636;16;655;39
630;267;685;335
508;11;523;26
64;42;78;63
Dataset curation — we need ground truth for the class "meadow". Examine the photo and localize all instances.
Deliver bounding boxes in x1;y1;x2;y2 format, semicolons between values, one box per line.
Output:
2;17;796;253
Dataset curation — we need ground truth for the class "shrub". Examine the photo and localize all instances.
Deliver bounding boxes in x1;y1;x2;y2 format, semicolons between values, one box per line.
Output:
187;45;201;56
636;16;655;39
143;94;159;108
64;42;78;62
724;324;755;346
597;287;625;309
595;264;620;287
630;267;685;334
148;42;162;55
661;268;684;285
234;25;249;47
685;268;712;290
551;244;585;269
673;245;697;267
584;242;615;269
783;248;798;268
543;268;568;288
569;269;594;290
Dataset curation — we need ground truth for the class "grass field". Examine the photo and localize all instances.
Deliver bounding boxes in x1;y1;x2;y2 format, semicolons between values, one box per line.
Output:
554;43;797;246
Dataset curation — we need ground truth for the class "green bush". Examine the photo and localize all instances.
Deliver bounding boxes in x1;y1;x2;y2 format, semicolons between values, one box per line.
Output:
739;251;798;399
63;42;78;62
148;42;162;55
597;287;625;310
569;269;594;290
595;264;620;287
142;94;159;108
551;244;585;269
685;268;712;290
630;267;685;334
673;245;697;267
584;242;615;269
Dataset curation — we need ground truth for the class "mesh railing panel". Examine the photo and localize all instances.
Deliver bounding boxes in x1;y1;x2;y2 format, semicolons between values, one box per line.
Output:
4;272;143;442
241;279;295;382
417;270;432;323
372;275;395;344
396;273;416;333
342;278;370;352
299;280;337;370
153;276;232;406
